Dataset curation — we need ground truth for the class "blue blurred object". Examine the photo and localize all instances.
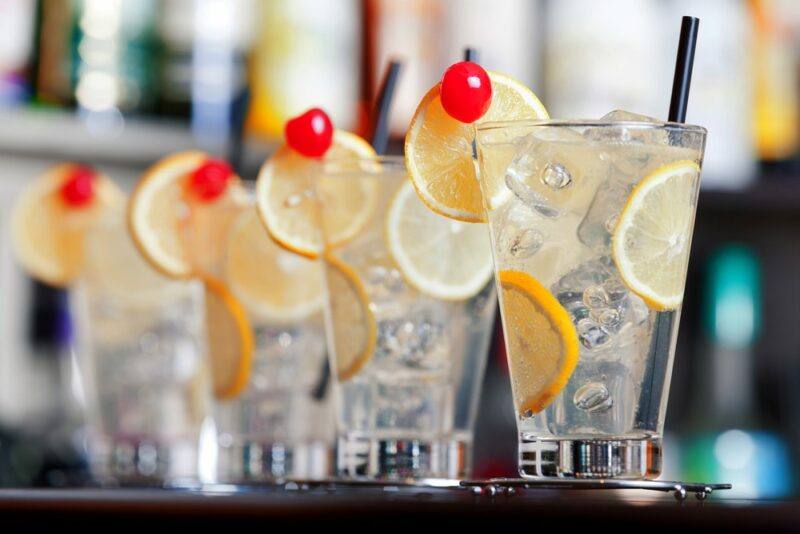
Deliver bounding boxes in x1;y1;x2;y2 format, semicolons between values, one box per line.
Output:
679;244;792;497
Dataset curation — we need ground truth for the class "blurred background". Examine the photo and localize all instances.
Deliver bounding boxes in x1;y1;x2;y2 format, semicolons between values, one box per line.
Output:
0;0;798;498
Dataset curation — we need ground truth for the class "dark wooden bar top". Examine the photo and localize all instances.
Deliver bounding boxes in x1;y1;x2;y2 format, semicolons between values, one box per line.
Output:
0;487;795;532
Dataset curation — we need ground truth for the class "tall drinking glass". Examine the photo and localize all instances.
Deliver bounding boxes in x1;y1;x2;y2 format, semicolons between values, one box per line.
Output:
317;157;496;480
210;196;333;483
476;120;706;479
72;204;210;486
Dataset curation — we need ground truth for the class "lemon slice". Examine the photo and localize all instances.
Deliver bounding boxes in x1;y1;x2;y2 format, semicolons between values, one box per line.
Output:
128;151;245;279
498;270;579;414
83;205;193;307
386;180;493;300
612;160;700;311
324;254;376;381
224;208;324;323
10;163;124;286
255;131;377;259
203;276;254;400
405;72;548;222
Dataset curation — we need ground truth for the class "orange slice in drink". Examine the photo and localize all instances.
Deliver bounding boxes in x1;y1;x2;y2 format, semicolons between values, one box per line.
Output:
10;163;124;286
203;275;254;400
255;131;377;259
405;72;548;222
128;151;246;279
324;254;376;381
224;209;324;323
498;270;579;414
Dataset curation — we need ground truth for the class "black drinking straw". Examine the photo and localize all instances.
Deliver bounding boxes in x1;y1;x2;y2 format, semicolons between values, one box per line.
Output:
464;47;478;63
312;60;404;400
227;86;251;177
639;16;700;430
668;17;699;123
367;59;403;154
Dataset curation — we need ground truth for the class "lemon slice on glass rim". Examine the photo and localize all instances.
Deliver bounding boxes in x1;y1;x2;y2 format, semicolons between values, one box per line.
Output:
10;163;124;286
255;131;377;259
405;72;548;223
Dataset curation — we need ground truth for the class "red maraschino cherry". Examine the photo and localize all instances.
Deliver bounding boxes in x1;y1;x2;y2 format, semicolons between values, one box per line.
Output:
188;159;234;202
440;61;493;123
60;165;96;208
284;108;333;158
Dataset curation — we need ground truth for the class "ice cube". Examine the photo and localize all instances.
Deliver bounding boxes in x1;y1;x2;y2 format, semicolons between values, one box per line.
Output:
600;110;662;123
557;291;590;322
552;256;615;294
373;305;449;373
587;109;668;147
504;173;561;218
576;178;629;249
503;132;582;216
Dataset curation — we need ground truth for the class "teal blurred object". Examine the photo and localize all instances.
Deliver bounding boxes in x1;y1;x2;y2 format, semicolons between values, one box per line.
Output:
703;244;761;349
680;244;792;497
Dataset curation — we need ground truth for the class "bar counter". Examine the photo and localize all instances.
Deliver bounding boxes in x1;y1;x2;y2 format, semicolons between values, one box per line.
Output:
0;486;794;531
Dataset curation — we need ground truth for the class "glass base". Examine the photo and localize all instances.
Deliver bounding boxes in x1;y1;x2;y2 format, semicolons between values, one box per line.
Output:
337;434;471;480
216;439;333;483
89;437;200;487
518;434;662;479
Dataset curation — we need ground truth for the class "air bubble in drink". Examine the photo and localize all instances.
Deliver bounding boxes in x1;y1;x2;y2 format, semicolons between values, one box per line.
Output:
503;228;543;258
540;162;573;189
583;285;609;309
577;318;610;349
573;382;613;412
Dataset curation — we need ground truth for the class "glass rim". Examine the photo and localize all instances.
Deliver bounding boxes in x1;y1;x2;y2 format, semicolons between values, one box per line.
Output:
476;118;707;135
320;154;406;173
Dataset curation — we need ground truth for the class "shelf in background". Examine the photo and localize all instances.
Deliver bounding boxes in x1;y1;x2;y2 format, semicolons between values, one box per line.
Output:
0;109;276;174
700;172;800;215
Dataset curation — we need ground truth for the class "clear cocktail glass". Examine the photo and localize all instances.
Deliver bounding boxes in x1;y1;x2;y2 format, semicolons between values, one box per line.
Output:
317;156;496;480
208;192;334;483
476;119;706;479
72;203;210;487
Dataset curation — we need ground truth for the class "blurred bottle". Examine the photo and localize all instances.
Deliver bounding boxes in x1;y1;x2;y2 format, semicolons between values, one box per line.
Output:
248;0;360;140
442;0;542;105
364;0;445;138
681;245;791;498
190;0;255;149
750;0;800;166
0;0;35;106
156;0;195;118
72;0;159;130
543;0;666;119
34;0;74;106
671;0;756;189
